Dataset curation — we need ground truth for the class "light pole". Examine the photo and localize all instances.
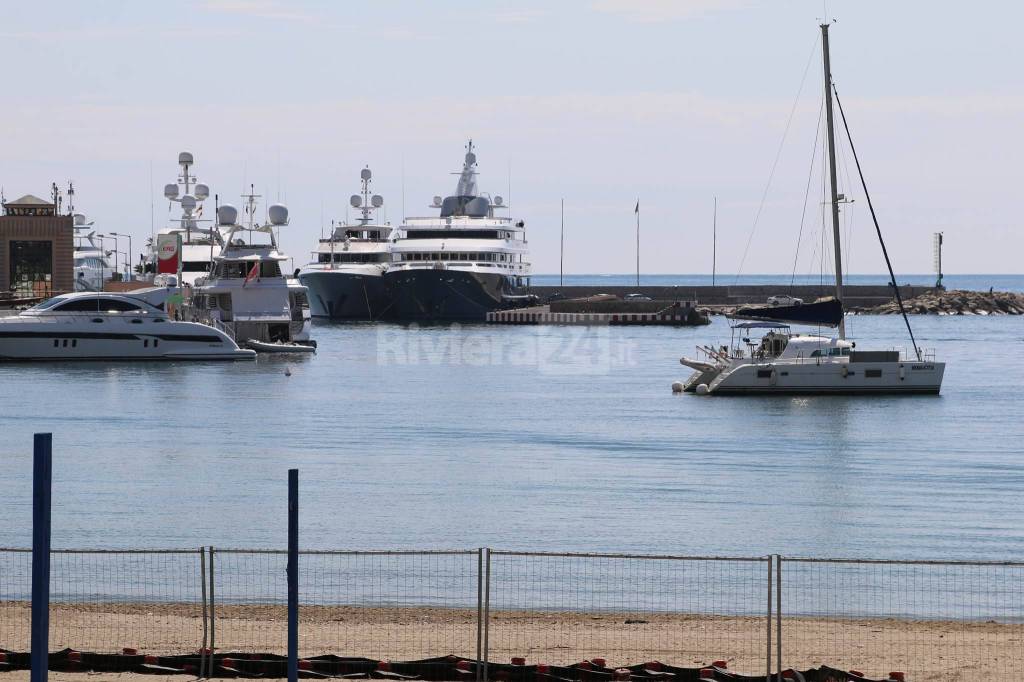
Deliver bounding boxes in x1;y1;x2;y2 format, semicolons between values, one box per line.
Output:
117;252;129;280
104;233;120;280
95;234;108;290
110;232;133;281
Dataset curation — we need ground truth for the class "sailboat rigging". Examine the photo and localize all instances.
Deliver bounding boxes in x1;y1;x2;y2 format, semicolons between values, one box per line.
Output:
676;23;944;396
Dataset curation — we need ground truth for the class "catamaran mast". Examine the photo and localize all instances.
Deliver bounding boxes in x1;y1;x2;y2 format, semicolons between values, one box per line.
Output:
821;23;846;339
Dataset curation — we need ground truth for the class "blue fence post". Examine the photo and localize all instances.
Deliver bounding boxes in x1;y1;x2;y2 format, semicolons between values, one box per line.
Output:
31;433;52;682
287;469;298;682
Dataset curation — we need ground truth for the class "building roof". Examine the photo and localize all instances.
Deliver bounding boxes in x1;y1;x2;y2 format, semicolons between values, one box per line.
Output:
4;194;55;207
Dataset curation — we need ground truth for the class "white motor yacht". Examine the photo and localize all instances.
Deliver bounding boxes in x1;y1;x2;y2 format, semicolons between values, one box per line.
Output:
72;215;115;292
384;140;531;321
297;167;394;319
677;24;944;396
0;292;254;360
184;195;313;351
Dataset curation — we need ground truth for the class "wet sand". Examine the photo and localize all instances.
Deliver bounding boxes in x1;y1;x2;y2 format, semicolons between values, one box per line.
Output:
1;602;1021;681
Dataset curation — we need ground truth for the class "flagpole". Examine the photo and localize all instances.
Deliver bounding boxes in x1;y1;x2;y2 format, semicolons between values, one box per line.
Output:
635;199;640;287
712;196;717;287
560;198;564;287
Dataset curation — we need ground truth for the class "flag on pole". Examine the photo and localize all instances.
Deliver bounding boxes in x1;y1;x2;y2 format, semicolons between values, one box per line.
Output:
243;261;259;287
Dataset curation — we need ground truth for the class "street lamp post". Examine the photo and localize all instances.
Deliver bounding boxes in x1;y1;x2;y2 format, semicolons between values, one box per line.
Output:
110;233;133;281
95;234;107;290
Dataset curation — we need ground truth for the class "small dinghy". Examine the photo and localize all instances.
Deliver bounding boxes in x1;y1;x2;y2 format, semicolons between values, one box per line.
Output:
245;339;317;354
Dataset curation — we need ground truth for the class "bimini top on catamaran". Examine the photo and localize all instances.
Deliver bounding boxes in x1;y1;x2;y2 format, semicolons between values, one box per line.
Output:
677;23;945;396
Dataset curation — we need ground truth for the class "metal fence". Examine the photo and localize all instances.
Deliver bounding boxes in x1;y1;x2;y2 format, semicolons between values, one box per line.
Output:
778;557;1024;681
2;549;1023;680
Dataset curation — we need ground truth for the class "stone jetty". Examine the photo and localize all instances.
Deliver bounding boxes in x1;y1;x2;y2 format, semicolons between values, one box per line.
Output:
863;289;1024;315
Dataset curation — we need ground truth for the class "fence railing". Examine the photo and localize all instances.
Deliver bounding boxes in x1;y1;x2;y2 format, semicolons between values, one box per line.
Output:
2;548;1022;680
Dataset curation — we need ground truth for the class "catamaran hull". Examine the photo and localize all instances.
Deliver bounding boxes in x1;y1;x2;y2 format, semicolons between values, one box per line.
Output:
384;269;515;321
690;360;945;395
298;270;389;320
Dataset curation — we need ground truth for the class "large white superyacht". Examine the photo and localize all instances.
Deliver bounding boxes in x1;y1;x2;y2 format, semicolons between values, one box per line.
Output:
384;141;531;321
184;194;313;351
677;24;944;396
297;167;394;319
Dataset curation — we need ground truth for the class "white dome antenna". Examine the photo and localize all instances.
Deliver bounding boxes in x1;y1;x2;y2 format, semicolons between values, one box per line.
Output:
493;196;503;206
432;196;443;207
178;152;194;166
360;168;372;181
180;195;197;212
350;194;363;208
268;204;289;226
217;204;238;226
163;184;179;200
194;183;210;200
371;194;384;208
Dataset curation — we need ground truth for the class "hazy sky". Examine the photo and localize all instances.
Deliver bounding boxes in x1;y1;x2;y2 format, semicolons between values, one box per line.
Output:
1;1;1020;275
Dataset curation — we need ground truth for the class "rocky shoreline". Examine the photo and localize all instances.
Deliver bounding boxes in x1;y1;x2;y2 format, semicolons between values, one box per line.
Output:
861;289;1024;315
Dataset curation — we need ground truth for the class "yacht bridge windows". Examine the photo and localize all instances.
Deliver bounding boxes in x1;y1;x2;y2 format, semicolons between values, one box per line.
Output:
317;252;390;264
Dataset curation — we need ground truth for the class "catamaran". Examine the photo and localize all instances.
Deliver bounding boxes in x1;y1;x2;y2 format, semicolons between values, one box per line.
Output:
677;24;945;396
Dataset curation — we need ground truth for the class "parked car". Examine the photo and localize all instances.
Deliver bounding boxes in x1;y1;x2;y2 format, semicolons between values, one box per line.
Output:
767;295;803;307
625;293;653;302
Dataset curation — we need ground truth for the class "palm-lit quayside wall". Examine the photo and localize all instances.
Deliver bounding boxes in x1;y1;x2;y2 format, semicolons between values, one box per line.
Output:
1;549;1021;680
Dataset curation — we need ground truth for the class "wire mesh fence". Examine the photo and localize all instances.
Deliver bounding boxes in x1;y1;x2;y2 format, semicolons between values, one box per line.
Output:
0;548;206;655
5;547;1024;680
778;557;1024;681
485;551;771;675
211;549;481;659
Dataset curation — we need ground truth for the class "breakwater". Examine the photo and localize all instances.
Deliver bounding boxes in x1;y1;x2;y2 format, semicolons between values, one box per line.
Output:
530;284;932;308
866;289;1024;315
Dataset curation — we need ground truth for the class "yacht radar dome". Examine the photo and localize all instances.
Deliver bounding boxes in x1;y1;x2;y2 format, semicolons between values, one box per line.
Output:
194;184;210;200
180;195;197;211
73;213;87;226
360;168;372;181
268;204;289;226
371;195;384;208
217;204;238;226
164;184;180;200
178;152;194;165
493;196;503;206
350;195;363;208
465;152;476;166
432;196;443;207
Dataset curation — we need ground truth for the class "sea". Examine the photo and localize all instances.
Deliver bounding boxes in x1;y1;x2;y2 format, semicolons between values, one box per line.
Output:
0;274;1021;562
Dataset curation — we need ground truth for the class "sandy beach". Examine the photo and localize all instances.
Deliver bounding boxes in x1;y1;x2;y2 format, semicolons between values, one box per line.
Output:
2;602;1021;681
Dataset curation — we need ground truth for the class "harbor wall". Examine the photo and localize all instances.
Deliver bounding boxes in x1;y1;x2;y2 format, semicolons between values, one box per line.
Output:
529;284;934;307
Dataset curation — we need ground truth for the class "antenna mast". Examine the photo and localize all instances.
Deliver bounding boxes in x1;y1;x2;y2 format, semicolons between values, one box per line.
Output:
821;22;846;339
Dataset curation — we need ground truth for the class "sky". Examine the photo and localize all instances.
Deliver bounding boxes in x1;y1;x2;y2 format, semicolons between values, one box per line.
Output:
0;0;1020;275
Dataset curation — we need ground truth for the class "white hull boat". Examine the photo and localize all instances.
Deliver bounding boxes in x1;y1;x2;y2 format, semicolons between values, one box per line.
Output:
0;293;255;361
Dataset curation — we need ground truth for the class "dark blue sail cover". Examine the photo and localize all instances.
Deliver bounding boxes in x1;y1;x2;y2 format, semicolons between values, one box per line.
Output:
730;296;844;327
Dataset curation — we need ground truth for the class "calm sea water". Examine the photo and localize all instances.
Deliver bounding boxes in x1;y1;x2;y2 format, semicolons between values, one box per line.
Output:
2;275;1023;562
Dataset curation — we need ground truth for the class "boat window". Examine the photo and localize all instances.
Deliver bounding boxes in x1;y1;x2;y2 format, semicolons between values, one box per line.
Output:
405;229;501;240
101;299;143;312
757;369;773;378
72;340;77;348
182;261;212;272
53;339;58;347
55;298;101;312
865;369;883;378
28;296;68;311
